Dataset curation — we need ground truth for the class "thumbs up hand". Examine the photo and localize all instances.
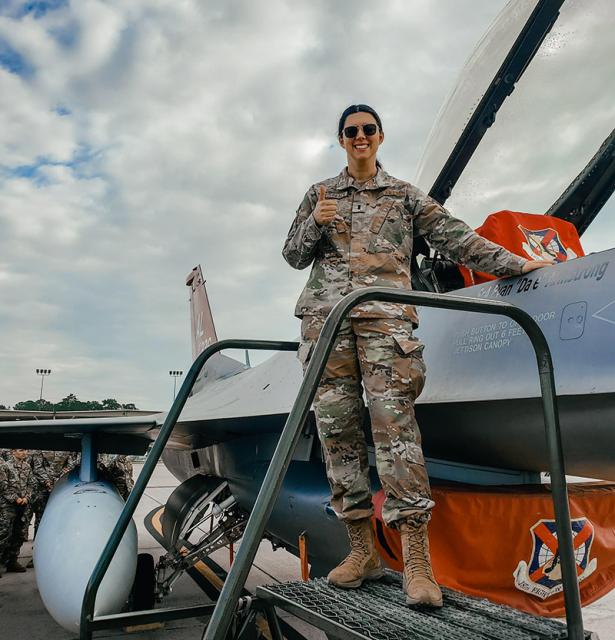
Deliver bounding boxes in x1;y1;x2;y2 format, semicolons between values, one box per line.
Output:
313;185;338;226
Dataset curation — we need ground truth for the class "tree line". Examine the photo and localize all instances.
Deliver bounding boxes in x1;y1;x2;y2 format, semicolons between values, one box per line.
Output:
1;394;138;411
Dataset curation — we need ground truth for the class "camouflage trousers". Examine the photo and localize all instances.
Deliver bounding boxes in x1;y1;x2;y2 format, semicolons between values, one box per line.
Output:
299;316;434;528
0;503;31;565
31;490;50;536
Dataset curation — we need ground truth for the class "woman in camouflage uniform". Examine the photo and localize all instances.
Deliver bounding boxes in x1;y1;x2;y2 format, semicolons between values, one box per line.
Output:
283;104;550;607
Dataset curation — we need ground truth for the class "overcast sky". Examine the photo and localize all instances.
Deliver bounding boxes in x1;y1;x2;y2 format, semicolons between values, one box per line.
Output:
1;0;613;410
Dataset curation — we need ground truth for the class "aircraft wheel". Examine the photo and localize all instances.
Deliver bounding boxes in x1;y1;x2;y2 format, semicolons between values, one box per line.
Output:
130;552;156;611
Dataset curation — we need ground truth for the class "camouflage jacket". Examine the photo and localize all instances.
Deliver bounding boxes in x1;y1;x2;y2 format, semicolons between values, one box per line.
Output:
0;458;9;505
99;454;135;494
30;451;72;490
0;455;33;505
99;454;133;477
29;451;51;491
282;168;528;321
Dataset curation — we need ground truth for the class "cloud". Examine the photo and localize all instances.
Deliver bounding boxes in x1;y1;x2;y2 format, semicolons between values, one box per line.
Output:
1;0;612;409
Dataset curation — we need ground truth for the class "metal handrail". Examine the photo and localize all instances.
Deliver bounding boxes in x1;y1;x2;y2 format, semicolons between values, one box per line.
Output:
203;287;584;640
79;339;300;640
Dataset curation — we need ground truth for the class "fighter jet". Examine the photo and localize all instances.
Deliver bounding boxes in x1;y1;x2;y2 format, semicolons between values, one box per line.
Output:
0;0;614;635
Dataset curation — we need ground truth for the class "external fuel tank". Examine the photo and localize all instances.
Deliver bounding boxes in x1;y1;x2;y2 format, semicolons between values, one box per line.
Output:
34;471;137;634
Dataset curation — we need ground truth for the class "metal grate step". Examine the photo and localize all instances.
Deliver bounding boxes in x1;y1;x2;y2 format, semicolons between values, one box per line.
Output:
256;571;593;640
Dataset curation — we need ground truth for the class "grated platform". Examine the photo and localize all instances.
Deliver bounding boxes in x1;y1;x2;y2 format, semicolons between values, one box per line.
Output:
256;572;594;640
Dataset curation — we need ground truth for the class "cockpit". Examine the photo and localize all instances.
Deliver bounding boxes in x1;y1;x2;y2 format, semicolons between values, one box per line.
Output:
411;0;615;293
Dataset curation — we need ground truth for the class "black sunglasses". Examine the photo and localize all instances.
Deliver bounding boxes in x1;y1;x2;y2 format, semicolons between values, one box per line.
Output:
343;124;378;138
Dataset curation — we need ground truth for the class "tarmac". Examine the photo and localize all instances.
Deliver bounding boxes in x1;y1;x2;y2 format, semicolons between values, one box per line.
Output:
0;463;613;639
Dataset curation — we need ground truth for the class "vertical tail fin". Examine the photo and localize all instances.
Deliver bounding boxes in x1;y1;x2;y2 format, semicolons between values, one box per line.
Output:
186;265;218;360
185;265;246;389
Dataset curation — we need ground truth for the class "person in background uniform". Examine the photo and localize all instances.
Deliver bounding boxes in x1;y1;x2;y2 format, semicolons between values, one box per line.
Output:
0;456;8;578
30;451;53;537
283;104;552;607
99;454;135;501
0;449;34;574
66;450;80;473
69;452;134;500
27;450;73;567
30;451;73;531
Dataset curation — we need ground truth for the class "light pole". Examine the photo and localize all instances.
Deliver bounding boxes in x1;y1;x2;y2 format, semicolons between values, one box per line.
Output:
169;370;183;401
36;368;52;401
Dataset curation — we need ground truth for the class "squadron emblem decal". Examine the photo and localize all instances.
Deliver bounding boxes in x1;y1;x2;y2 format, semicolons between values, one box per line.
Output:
518;225;578;263
514;518;597;599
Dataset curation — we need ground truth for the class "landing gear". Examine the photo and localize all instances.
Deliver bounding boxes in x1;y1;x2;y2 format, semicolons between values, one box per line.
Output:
155;476;247;599
129;553;156;611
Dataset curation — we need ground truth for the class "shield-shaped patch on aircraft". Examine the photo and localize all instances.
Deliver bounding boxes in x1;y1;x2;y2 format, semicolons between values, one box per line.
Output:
513;518;597;600
518;225;570;262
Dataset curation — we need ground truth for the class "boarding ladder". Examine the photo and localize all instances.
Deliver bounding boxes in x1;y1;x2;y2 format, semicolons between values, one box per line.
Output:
79;288;594;640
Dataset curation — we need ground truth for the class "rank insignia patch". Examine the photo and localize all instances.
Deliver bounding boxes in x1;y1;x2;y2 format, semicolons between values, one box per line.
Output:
514;518;597;599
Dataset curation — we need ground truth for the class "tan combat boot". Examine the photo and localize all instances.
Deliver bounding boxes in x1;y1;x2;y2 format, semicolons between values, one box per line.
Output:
400;521;443;607
327;518;384;588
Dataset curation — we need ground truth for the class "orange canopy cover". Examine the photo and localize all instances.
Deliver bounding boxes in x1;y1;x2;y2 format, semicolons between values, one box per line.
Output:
458;210;585;287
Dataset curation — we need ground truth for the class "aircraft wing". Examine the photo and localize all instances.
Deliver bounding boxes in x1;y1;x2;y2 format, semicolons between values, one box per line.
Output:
166;350;304;448
0;352;304;454
0;414;163;455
